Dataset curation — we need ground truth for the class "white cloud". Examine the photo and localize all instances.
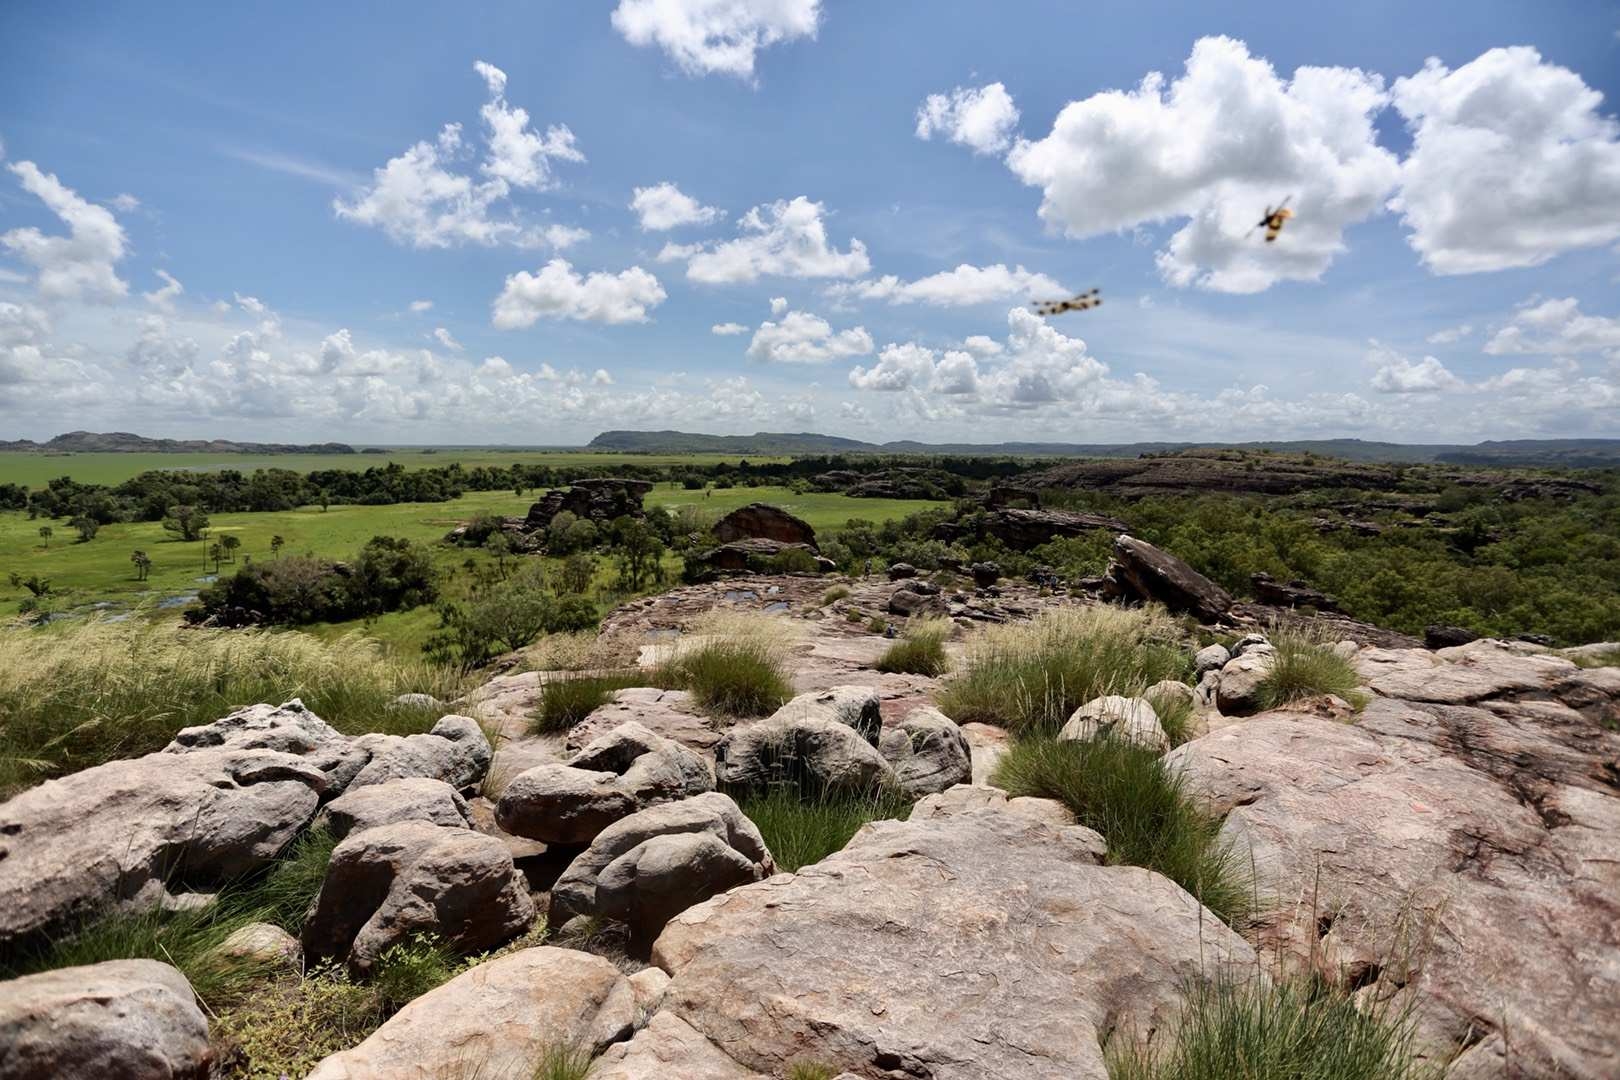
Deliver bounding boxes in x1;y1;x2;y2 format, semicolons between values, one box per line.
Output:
746;308;873;364
1004;36;1399;293
409;299;434;313
143;270;184;312
592;368;614;385
711;321;748;335
848;342;941;391
1368;346;1464;393
433;326;464;352
915;83;1020;155
1483;297;1620;358
769;296;787;316
656;242;704;262
962;334;1003;356
335;61;584;249
1425;323;1472;345
1389;47;1620;274
541;223;591;250
682;196;869;283
491;258;666;328
2;161;130;302
630;181;724;230
830;263;1066;307
110;193;140;213
610;0;820;81
480;355;514;377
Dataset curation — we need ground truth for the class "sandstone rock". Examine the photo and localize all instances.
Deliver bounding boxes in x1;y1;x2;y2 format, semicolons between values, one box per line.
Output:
1250;571;1337;611
318;777;473;839
1425;624;1479;650
0;959;212;1080
1214;649;1275;716
215;922;302;970
302;820;534;973
960;722;1009;785
1144;678;1196;717
628;967;671;1017
550;792;773;928
164;699;366;792
685;538;826;580
909;783;1080;830
0;746;325;947
1059;694;1167;751
1105;535;1233;622
771;685;882;744
1168;699;1620;1078
888;586;946;618
1358;641;1619;726
713;503;817;547
886;562;918;580
876;705;973;796
566;687;721;753
597;831;766;946
1561;641;1620;665
349;714;491;793
524;478;653;533
714;708;894;794
1194;643;1231;676
645;808;1253;1079
1230;632;1270;657
969;560;1001;587
305;947;634;1080
945;507;1127;551
593;1012;768;1080
569;722;715;805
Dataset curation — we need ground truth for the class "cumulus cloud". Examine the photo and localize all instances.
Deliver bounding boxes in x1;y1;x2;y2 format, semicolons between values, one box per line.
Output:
433;326;464;352
1483;297;1620;359
143;270;184;312
2;161;130;302
335;61;584;249
409;299;434;313
915;82;1020;155
1425;323;1473;345
711;321;748;335
630;181;724;230
541;224;591;249
1368;346;1464;393
829;263;1066;308
682;196;869;283
746;307;873;364
1003;36;1399;293
1389;47;1620;274
610;0;820;81
491;258;666;328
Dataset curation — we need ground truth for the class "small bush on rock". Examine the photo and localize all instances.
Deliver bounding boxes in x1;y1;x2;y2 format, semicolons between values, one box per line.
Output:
822;585;851;605
876;617;951;676
371;933;458;1016
1256;632;1365;711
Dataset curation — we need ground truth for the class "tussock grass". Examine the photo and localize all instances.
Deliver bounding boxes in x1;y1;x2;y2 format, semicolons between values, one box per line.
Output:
1144;683;1197;748
1255;632;1365;711
738;784;913;872
532;1044;597;1080
257;825;339;933
821;585;852;605
518;630;639;674
0;620;465;798
876;617;951;677
787;1064;839;1080
654;612;795;719
993;735;1247;925
1108;973;1435;1080
531;671;646;735
937;606;1190;734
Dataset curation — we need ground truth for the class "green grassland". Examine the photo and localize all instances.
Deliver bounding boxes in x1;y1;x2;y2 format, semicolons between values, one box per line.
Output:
0;449;789;489
0;485;943;654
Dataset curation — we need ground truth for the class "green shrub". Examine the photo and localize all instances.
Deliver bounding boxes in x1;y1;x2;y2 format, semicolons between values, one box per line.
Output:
787;1064;839;1080
993;735;1247;925
738;784;912;872
258;826;339;933
531;671;645;735
1255;633;1365;711
767;547;821;574
656;613;794;718
937;606;1190;734
1108;973;1434;1080
866;615;888;634
875;617;951;676
213;962;386;1079
371;934;457;1015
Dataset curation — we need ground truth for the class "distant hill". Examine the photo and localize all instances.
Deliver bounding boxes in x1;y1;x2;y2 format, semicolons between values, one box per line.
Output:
587;430;1620;468
0;431;356;455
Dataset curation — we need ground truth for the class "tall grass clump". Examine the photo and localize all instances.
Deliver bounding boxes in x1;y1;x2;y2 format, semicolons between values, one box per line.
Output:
530;671;646;735
532;1044;597;1080
738;783;913;872
993;735;1247;924
654;612;795;718
937;606;1190;734
1144;683;1197;748
257;825;340;932
1255;631;1365;711
876;617;951;677
1108;973;1435;1080
0;620;465;797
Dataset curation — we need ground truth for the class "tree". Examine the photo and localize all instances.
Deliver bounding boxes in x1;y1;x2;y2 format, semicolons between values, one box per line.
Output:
557;552;597;595
69;515;100;542
270;535;285;559
609;516;664;592
485;531;512;575
318;489;331;512
208;543;223;572
37;525;52;547
130;550;152;581
161;505;209;542
219;534;242;562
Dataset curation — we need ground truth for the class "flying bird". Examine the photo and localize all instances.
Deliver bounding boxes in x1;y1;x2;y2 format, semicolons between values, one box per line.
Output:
1033;288;1102;316
1247;196;1294;243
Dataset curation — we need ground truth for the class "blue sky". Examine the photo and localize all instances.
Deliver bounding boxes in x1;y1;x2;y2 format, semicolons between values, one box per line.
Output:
2;0;1618;445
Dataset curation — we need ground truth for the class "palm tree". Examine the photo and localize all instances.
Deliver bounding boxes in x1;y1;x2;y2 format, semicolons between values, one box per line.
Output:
208;542;223;573
37;525;52;548
219;535;242;562
130;550;152;581
270;534;285;559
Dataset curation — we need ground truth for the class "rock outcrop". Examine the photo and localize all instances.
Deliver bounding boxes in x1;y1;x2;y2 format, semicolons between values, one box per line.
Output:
876;705;973;796
1102;535;1233;622
713;690;895;793
525;478;654;532
933;507;1127;550
347;714;491;793
317;776;474;839
712;503;817;547
683;538;831;581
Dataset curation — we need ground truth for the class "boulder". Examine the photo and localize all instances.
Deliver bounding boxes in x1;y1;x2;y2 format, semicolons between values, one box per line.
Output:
1213;648;1275;716
888;586;946;618
1144;678;1196;717
713;503;817;547
1194;643;1231;675
215;922;303;970
1230;632;1270;657
969;560;1001;587
569;721;715;803
524;478;654;532
1105;535;1232;622
909;783;1079;830
317;777;473;839
566;687;722;753
0;959;213;1080
0;745;326;948
594;1012;768;1080
1059;694;1167;751
1169;700;1620;1078
1250;571;1338;611
771;685;882;745
550;792;774;928
876;706;973;797
301;820;534;973
348;714;491;793
643;807;1254;1079
628;967;671;1017
597;832;766;947
305;947;634;1080
684;539;826;580
164;699;366;792
886;562;918;580
714;703;894;795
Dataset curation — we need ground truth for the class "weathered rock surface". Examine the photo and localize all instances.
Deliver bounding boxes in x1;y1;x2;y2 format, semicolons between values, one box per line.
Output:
550;792;774;928
933;507;1128;550
0;959;212;1080
302;820;534;973
524;478;653;533
908;783;1079;830
1168;698;1620;1078
1059;694;1167;751
876;705;973;796
0;744;325;947
714;695;894;794
643;808;1255;1079
306;947;634;1080
317;776;473;839
164;699;366;791
348;714;491;793
597;832;766;946
1104;534;1233;622
567;687;722;753
1194;642;1230;675
1213;646;1276;716
888;585;947;618
1357;639;1619;726
684;538;830;580
594;1011;767;1080
712;502;817;547
1250;571;1337;611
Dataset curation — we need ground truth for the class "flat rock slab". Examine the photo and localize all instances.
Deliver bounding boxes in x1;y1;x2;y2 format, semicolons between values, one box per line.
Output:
1168;698;1620;1079
642;808;1254;1080
568;688;721;753
1357;640;1617;725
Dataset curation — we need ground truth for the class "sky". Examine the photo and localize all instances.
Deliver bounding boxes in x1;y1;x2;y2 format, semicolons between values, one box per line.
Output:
2;0;1619;448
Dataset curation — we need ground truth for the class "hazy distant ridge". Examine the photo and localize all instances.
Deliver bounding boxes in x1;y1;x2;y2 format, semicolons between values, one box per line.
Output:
0;431;357;455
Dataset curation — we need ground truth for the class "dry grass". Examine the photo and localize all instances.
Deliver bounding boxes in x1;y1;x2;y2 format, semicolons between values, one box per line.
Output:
875;616;951;676
651;612;797;718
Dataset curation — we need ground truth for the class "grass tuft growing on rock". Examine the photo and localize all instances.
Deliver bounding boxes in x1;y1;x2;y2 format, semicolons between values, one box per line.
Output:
654;612;795;719
1255;632;1365;712
937;606;1190;734
821;585;851;606
257;825;340;933
1108;972;1435;1080
786;1064;839;1080
0;620;464;798
876;617;951;677
1144;683;1197;748
738;783;913;872
994;735;1247;925
530;671;646;735
532;1043;597;1080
